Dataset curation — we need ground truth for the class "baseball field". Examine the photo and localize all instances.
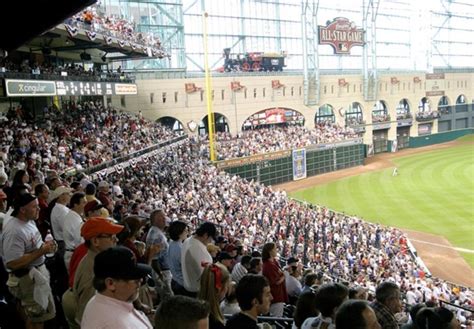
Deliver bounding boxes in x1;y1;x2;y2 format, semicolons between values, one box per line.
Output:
289;135;474;271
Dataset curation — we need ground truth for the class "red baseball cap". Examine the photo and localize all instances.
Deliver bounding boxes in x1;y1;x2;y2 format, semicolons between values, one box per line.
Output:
81;217;124;240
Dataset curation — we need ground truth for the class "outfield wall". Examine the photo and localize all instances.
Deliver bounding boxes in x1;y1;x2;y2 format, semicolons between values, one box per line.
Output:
409;128;474;148
215;140;364;186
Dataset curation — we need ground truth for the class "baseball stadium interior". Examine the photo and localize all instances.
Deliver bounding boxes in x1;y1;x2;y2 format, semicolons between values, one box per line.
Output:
0;0;472;328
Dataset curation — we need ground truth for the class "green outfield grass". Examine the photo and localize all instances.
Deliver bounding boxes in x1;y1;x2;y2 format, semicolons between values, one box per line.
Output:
290;136;474;268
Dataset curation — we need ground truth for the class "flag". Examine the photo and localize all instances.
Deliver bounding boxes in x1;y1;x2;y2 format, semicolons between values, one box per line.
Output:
86;31;97;41
64;24;78;37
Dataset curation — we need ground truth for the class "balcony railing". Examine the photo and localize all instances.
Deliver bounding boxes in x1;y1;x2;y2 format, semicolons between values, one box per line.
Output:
415;111;440;122
0;71;134;83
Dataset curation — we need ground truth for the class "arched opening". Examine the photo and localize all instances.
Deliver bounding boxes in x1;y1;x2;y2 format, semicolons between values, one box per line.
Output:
396;98;411;120
418;97;431;112
372;100;390;123
416;97;440;121
156;116;184;132
345;102;364;126
395;99;412;150
241;107;305;131
199;113;230;136
437;96;451;115
455;94;468;113
315;104;335;124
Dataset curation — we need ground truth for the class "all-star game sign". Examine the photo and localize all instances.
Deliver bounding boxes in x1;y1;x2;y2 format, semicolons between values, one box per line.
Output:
319;17;365;54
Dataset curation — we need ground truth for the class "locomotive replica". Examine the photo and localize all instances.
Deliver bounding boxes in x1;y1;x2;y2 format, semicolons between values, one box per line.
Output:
221;47;286;72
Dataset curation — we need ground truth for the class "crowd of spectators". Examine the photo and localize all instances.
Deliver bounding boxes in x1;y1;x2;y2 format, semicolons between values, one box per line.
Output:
415;110;441;121
396;112;413;120
372;113;391;123
199;123;360;160
346;116;366;126
84;139;474;324
0;109;472;328
0;58;128;81
66;4;168;58
0;101;182;179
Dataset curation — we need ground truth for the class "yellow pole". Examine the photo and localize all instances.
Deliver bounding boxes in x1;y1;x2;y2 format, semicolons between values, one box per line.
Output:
202;12;216;161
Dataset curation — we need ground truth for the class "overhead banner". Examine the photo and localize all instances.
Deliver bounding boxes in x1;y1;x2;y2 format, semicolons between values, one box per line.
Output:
319;17;365;54
292;149;307;181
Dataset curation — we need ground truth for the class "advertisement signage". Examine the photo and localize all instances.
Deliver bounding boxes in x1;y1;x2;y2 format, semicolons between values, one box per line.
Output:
418;123;432;136
115;83;138;95
319;17;365;54
215;150;291;169
6;79;56;96
265;108;286;124
5;79;136;97
425;73;445;97
292;149;307;181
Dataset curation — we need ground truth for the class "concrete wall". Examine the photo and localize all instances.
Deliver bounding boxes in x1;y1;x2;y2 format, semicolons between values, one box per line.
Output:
110;71;473;143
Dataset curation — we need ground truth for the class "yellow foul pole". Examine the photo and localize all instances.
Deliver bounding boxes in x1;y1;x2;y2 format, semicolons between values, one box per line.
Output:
202;12;216;161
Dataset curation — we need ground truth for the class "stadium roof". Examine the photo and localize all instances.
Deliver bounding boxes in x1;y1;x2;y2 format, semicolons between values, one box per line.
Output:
17;26;163;63
0;0;96;54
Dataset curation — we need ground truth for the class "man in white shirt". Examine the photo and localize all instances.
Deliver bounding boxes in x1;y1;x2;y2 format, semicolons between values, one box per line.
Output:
81;246;153;329
1;193;57;328
63;192;86;271
405;286;418;306
50;186;73;244
181;222;216;295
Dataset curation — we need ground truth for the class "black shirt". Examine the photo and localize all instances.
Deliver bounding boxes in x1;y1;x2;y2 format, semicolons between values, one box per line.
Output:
225;312;258;329
209;315;225;329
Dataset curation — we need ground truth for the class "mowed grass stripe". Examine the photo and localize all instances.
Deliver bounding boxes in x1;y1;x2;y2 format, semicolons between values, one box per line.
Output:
290;141;474;266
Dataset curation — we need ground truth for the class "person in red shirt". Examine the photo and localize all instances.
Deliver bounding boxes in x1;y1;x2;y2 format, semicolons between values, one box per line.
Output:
261;242;288;317
34;183;50;239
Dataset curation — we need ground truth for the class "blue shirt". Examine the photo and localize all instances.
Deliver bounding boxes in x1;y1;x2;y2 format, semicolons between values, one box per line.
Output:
167;240;184;286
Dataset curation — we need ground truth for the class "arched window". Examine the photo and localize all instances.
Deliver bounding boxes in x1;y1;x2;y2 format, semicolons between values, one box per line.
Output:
455;94;468;113
345;102;364;126
315;104;335;124
437;96;450;115
199;113;230;135
418;97;431;112
396;98;411;120
157;116;184;132
372;100;389;123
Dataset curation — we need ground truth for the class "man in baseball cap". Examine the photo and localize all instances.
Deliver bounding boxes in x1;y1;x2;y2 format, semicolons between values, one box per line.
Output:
2;192;57;326
81;246;153;328
62;218;123;328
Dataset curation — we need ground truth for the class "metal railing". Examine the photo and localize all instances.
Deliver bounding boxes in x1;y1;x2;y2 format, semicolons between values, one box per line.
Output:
80;135;187;176
224;314;294;329
0;71;134;83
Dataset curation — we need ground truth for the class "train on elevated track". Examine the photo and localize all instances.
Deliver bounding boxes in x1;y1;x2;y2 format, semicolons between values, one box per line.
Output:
220;47;286;72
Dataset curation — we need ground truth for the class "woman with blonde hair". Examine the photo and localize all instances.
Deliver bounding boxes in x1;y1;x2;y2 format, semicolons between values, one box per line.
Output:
198;262;231;329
